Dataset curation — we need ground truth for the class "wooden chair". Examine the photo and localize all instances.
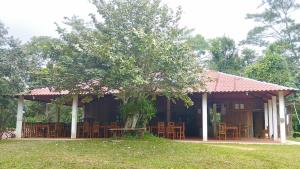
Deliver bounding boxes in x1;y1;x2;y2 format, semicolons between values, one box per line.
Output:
63;123;71;137
261;129;268;139
22;123;31;138
48;123;57;138
166;122;176;139
226;124;239;139
77;122;83;138
31;123;36;137
109;122;120;137
92;123;100;138
157;122;165;137
239;124;249;138
83;122;91;138
55;123;64;137
177;122;185;140
36;123;45;137
218;123;226;140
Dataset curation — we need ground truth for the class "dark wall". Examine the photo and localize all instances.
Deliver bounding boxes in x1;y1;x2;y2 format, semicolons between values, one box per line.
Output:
84;95;120;124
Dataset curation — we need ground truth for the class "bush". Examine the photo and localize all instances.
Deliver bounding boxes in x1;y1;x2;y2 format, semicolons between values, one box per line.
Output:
120;96;156;128
292;131;300;138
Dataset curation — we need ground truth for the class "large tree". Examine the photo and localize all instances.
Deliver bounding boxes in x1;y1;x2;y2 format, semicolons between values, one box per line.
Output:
244;0;300;133
244;0;300;65
245;44;293;86
0;22;32;138
207;36;243;75
50;0;205;128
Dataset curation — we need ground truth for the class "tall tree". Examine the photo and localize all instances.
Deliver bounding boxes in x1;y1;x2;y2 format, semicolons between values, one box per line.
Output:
244;0;300;132
50;0;205;128
186;34;208;56
208;36;242;75
0;22;32;137
23;36;66;88
244;0;300;65
245;44;293;86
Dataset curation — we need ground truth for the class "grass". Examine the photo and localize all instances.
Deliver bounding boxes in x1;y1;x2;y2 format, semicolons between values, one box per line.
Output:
289;137;300;142
1;136;300;169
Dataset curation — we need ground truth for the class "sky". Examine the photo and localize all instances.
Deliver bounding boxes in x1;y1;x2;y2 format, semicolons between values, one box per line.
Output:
0;0;262;43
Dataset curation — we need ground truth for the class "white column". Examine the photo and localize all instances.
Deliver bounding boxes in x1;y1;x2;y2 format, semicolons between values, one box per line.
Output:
16;96;24;139
272;96;278;140
202;93;208;141
71;95;79;139
264;103;268;130
278;91;286;143
268;99;273;139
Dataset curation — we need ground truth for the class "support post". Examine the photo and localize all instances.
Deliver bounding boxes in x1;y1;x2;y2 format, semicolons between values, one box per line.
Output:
16;96;24;139
71;95;79;139
264;103;268;130
268;99;273;139
278;91;286;143
202;93;208;141
272;96;278;140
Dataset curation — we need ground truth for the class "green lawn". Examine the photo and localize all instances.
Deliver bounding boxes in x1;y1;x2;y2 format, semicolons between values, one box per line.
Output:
1;136;300;169
289;137;300;142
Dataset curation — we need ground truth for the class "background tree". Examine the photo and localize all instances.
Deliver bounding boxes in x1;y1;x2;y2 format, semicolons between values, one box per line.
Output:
240;48;258;67
244;0;300;135
207;36;243;75
245;44;293;86
186;34;208;56
244;0;300;63
0;22;32;138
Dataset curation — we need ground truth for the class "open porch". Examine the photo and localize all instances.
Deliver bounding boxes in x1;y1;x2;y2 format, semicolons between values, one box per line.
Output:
15;71;297;143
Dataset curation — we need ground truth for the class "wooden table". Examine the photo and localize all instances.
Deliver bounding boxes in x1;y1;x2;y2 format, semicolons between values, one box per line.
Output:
36;124;49;137
226;125;239;139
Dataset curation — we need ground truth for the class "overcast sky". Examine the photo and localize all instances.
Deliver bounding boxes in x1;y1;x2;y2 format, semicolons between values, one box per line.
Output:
0;0;263;43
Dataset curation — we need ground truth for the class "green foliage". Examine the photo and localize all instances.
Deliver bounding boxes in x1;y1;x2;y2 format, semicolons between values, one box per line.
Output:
245;46;292;86
244;0;300;64
41;0;207;128
23;100;83;123
52;0;205;100
244;0;300;133
240;48;258;67
120;96;156;127
293;131;300;138
186;34;208;56
0;97;16;137
0;22;32;131
208;36;245;75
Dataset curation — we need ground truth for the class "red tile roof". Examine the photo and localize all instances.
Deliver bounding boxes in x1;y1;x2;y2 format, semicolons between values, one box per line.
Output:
205;70;297;93
22;70;298;96
26;87;69;96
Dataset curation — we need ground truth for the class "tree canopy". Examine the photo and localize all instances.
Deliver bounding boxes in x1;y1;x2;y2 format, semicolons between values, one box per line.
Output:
245;44;293;86
51;0;205;104
43;0;206;128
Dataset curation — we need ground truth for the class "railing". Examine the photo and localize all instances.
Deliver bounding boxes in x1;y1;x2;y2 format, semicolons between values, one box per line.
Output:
22;122;122;138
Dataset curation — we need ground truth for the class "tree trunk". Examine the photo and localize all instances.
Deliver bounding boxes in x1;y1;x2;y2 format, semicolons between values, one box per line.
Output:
124;113;140;129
